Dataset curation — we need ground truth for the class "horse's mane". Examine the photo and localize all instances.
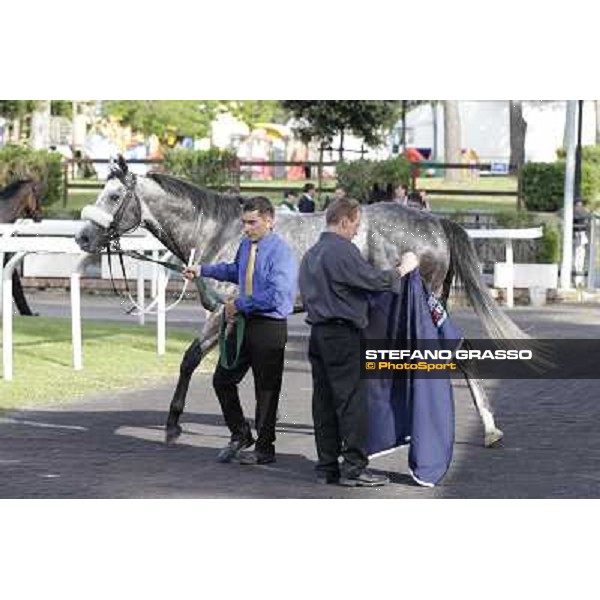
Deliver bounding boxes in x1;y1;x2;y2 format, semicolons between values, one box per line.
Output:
146;172;242;222
0;179;33;202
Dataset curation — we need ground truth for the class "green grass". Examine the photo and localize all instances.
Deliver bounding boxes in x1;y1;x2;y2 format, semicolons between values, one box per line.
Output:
416;175;519;207
45;189;99;219
0;317;216;411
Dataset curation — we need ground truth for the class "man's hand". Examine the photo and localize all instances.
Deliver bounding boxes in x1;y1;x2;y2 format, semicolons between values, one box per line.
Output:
225;297;238;324
397;251;419;277
183;265;200;281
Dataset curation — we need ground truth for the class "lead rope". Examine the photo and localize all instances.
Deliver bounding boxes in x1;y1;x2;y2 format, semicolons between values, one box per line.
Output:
119;248;197;315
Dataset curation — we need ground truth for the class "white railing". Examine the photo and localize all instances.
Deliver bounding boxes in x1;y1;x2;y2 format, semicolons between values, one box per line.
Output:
1;220;171;382
465;227;544;308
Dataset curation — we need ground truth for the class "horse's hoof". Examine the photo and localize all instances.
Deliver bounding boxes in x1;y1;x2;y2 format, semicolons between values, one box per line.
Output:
165;424;182;445
484;428;504;448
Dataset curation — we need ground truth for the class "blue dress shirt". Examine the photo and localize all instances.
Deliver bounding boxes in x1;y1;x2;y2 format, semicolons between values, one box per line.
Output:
200;232;298;319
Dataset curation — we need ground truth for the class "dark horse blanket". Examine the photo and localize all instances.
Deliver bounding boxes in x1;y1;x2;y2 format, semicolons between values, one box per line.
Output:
364;270;463;486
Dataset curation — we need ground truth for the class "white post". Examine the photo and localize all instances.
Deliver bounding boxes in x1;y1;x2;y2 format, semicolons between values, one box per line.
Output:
157;266;166;356
0;251;4;317
137;265;145;326
587;216;597;292
561;100;578;290
2;252;26;382
70;272;83;370
0;227;14;317
151;250;159;297
505;238;514;308
2;270;13;381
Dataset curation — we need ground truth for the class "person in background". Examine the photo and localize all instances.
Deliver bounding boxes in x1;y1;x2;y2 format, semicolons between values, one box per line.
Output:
298;183;316;213
573;198;591;286
418;189;432;212
281;189;299;212
323;186;347;210
407;190;424;210
393;184;409;205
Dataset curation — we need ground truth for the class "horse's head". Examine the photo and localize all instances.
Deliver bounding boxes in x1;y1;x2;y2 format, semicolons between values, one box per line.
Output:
0;179;43;223
76;155;142;253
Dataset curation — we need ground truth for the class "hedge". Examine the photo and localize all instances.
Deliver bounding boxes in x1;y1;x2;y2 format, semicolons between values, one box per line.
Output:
336;157;411;202
163;148;239;191
522;156;600;212
0;145;64;206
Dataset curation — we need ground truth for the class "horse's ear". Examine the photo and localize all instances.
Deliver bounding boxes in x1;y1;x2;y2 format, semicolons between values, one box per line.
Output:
117;154;129;176
108;155;127;184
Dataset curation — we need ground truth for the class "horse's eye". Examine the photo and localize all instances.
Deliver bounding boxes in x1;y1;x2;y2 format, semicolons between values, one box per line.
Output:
109;194;120;202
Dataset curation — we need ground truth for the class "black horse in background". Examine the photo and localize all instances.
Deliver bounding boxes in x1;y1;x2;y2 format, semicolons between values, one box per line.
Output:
0;179;43;316
75;156;531;448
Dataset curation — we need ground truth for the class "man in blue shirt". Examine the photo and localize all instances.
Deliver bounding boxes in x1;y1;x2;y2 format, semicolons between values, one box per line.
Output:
184;197;298;465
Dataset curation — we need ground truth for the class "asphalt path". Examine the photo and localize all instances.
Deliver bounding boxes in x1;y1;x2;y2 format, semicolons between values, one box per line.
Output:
2;292;600;498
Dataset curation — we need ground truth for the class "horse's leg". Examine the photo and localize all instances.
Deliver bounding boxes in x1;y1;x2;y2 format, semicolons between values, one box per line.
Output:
458;361;504;448
13;269;35;316
3;253;35;317
165;312;221;444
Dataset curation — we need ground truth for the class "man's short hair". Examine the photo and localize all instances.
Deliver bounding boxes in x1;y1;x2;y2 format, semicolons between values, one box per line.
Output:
326;198;361;225
284;189;298;199
243;196;275;217
303;183;316;193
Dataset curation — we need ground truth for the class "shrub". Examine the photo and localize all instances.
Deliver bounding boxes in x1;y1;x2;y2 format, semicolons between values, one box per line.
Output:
525;147;600;210
162;148;239;191
336;156;411;202
520;163;564;211
0;145;64;206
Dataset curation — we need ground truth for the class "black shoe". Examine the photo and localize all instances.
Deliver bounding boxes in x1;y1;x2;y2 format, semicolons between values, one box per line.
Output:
338;469;389;487
316;472;340;485
217;434;254;463
238;450;276;465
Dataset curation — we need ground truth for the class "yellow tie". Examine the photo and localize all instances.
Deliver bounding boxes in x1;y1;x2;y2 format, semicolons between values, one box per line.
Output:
245;242;258;295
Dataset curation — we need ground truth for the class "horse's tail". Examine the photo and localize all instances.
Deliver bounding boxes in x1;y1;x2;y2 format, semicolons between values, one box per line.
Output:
441;218;529;341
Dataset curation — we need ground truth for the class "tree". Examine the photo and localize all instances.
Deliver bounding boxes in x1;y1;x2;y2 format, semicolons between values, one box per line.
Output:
443;101;462;182
103;100;221;143
281;100;402;160
0;100;39;143
509;101;527;174
225;101;288;128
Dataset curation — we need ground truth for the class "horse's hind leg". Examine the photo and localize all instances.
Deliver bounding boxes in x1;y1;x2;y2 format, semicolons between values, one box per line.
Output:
458;362;504;448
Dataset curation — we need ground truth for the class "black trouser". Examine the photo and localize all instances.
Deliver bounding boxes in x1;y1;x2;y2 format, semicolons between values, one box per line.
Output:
308;321;368;477
213;316;287;455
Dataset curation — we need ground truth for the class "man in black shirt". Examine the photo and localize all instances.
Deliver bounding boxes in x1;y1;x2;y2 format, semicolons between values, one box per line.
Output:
298;183;316;213
299;198;418;486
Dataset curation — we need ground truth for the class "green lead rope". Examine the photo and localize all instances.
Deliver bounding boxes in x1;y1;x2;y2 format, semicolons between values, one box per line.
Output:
218;312;246;370
195;275;245;370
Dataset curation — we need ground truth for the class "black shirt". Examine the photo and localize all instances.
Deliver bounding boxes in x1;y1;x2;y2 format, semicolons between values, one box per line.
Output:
298;194;315;213
299;231;402;329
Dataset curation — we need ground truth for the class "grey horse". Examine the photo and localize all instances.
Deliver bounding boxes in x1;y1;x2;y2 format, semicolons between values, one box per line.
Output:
75;156;520;448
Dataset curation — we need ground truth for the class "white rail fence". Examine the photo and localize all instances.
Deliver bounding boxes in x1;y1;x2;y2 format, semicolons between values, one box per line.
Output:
1;220;171;382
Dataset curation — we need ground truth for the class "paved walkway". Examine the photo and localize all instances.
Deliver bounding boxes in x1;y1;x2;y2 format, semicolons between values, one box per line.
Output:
2;300;600;498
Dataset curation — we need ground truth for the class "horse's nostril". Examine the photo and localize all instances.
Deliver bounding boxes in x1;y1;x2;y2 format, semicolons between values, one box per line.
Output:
76;232;89;247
